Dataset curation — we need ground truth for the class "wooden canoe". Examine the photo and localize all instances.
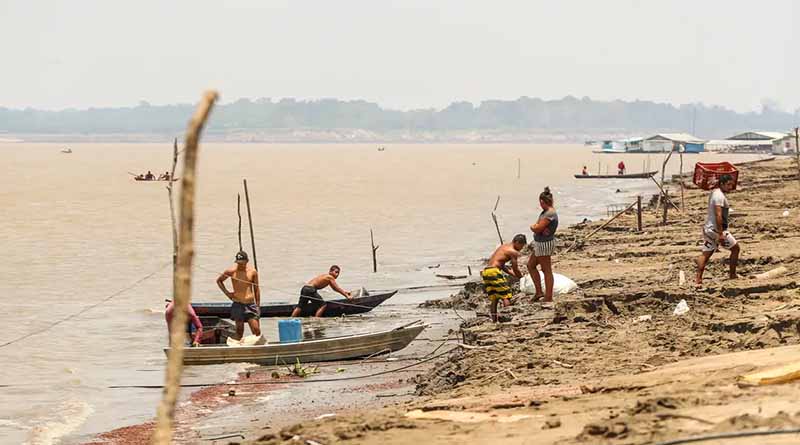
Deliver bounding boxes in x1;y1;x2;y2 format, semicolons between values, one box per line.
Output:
167;322;427;365
191;290;397;318
574;171;658;179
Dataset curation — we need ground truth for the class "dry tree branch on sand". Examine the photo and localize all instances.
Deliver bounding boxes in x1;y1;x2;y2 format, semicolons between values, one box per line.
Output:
151;90;218;445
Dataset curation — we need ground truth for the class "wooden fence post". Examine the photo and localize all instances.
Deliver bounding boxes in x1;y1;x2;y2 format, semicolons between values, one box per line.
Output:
662;187;669;224
637;195;643;232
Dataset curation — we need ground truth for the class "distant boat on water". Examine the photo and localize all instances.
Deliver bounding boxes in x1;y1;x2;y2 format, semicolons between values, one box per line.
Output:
60;148;72;154
377;146;386;151
574;170;658;179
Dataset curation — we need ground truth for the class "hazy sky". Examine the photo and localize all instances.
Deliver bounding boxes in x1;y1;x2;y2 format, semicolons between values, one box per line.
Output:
1;0;797;112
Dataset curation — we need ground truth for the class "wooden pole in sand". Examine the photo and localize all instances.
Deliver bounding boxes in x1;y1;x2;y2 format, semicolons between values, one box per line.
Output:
243;179;258;271
517;158;521;179
795;127;799;189
166;137;179;298
153;90;218;445
662;187;669;224
370;228;380;273
636;195;643;232
491;195;503;244
237;194;243;252
679;150;685;212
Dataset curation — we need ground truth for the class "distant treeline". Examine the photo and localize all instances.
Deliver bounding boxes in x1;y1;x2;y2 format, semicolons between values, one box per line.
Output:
1;96;798;138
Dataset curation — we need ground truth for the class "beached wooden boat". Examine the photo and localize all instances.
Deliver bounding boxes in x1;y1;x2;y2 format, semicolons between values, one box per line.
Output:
191;290;397;318
167;322;426;365
574;171;658;179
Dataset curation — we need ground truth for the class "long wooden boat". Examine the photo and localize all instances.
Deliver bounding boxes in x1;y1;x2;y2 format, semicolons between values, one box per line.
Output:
574;171;658;179
191;290;397;318
167;322;427;365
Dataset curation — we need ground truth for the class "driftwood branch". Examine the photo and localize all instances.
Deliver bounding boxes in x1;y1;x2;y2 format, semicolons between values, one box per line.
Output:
152;90;218;445
243;179;258;271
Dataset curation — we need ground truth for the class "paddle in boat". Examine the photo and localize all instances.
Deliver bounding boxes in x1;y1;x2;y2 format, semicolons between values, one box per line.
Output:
192;290;397;318
167;319;426;365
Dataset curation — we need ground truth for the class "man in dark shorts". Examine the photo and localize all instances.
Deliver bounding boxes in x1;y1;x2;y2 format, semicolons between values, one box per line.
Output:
291;265;352;317
216;251;261;340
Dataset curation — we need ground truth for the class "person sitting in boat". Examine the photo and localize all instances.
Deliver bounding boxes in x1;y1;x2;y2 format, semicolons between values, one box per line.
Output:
163;171;171;181
145;170;155;180
481;234;526;323
581;166;588;176
291;265;352;318
216;251;261;340
617;161;626;175
165;300;203;347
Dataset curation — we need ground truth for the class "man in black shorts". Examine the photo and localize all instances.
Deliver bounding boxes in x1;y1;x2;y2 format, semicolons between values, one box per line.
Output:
291;265;352;317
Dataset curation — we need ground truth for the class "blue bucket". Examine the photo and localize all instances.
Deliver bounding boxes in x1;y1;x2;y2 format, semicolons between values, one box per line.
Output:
278;319;303;343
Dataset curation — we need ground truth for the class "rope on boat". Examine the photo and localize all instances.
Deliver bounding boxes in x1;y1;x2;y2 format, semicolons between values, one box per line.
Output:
108;346;461;389
0;261;171;349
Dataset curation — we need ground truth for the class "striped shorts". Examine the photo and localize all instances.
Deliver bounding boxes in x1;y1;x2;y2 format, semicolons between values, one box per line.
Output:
533;239;556;257
481;267;512;302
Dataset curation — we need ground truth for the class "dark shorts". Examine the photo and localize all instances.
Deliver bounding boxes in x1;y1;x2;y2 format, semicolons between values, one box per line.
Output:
231;302;260;321
296;285;325;314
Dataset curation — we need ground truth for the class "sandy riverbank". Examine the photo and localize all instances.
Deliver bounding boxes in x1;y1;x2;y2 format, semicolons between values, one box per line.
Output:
248;158;800;444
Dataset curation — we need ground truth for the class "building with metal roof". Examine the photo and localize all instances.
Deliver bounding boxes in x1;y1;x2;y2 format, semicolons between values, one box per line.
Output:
643;133;705;153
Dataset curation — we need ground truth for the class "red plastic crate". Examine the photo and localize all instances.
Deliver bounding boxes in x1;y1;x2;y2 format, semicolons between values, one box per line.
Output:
693;162;739;191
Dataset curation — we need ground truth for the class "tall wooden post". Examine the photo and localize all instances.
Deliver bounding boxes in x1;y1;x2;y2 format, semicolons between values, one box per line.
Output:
662;187;669;224
795;127;799;189
166;138;179;299
679;150;685;212
517;158;521;179
153;90;218;445
237;194;243;252
243;179;258;271
637;195;643;232
370;228;379;273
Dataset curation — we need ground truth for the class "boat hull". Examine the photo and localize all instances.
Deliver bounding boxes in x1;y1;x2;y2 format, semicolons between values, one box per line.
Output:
574;171;658;179
191;291;396;318
167;324;426;365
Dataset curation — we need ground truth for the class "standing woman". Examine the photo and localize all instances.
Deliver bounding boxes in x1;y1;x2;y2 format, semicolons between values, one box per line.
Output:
528;187;559;302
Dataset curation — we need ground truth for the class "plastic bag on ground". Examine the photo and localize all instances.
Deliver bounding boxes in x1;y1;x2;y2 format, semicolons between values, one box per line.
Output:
519;272;578;296
673;299;690;316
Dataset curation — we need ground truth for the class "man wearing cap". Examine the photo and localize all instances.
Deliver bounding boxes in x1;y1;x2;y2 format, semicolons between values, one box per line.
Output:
216;251;261;339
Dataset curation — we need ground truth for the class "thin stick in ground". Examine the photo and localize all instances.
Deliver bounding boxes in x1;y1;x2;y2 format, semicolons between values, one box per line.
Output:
152;90;218;445
370;228;380;273
491;195;503;244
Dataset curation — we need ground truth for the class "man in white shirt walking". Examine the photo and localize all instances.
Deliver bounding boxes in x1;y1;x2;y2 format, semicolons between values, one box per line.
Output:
696;174;740;285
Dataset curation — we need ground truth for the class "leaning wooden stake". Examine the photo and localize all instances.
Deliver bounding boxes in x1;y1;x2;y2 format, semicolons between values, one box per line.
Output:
517;158;521;179
243;179;258;271
166;137;179;298
152;90;218;445
655;149;675;213
370;228;380;273
237;194;243;252
564;199;637;254
491;195;503;244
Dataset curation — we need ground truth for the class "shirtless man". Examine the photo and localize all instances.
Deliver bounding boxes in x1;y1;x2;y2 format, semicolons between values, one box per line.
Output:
216;251;261;339
481;234;526;322
291;265;352;317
